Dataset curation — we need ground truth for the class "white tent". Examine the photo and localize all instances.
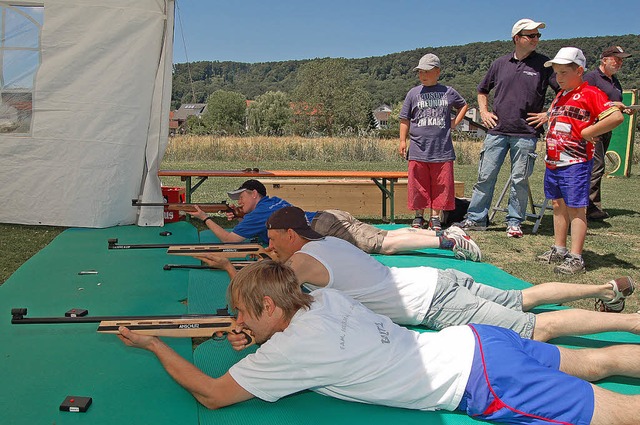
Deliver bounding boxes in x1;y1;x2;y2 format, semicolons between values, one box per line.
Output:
0;0;174;227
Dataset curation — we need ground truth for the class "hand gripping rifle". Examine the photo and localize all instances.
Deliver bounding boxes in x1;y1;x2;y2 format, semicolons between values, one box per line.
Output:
11;308;254;345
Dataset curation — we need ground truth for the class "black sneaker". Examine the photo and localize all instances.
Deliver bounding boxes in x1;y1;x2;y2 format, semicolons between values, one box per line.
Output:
587;209;610;221
428;217;442;231
411;217;425;228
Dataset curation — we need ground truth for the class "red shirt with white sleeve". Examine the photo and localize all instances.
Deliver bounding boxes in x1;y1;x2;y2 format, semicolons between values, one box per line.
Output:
545;81;618;169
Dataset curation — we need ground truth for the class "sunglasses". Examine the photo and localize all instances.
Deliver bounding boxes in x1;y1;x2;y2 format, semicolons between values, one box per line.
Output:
520;33;542;39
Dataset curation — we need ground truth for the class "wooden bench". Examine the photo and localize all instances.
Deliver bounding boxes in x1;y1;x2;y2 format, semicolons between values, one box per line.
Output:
261;178;464;217
158;169;408;222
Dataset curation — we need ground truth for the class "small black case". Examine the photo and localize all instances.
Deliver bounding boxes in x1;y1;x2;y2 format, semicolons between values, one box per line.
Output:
60;396;92;412
65;309;89;317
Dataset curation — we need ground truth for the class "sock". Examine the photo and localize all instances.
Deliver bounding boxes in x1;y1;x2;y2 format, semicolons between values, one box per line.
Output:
554;246;568;254
439;236;455;250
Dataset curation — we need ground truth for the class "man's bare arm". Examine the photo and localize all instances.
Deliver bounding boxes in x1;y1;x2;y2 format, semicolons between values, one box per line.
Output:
478;92;498;129
187;206;246;243
193;253;238;278
118;327;253;409
287;253;330;288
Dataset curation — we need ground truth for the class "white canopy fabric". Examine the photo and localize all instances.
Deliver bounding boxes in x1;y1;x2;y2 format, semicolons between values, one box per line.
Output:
0;0;174;227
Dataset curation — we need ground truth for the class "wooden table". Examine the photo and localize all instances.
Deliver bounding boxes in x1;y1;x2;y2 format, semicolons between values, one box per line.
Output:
158;169;408;222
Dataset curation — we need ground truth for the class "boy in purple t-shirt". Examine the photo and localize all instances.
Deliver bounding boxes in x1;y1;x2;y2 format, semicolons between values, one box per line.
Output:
399;53;468;230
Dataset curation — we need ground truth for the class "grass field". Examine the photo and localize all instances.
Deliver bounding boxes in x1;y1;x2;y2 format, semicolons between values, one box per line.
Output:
2;135;639;313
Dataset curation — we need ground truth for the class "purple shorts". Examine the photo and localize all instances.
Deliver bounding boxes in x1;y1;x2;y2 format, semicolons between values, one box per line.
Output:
458;324;594;425
544;160;593;208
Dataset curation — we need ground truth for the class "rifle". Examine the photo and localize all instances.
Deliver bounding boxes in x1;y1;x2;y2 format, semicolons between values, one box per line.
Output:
167;243;271;261
11;308;254;344
132;199;238;215
163;261;256;271
107;238;259;250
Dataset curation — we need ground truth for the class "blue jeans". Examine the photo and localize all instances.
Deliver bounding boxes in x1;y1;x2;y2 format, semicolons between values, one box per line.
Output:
466;134;537;226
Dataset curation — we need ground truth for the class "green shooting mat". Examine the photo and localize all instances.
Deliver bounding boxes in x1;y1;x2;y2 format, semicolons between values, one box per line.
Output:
0;222;200;425
190;224;640;425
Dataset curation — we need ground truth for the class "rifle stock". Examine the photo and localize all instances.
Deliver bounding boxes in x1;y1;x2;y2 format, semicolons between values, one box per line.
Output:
11;308;254;345
167;244;271;261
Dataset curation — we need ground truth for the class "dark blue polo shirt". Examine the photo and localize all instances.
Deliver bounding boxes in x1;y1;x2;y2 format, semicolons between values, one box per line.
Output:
478;51;558;138
584;68;623;102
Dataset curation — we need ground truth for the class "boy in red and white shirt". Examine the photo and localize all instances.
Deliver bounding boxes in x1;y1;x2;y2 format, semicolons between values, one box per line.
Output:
538;47;624;274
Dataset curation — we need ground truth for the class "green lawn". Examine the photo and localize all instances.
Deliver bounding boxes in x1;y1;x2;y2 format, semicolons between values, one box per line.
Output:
2;157;639;313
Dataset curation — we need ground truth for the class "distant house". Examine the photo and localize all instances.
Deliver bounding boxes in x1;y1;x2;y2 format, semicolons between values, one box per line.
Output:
373;104;392;128
170;103;207;135
168;110;179;134
457;107;487;139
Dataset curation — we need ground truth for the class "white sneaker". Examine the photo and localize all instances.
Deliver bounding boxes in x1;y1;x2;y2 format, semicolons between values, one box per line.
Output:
444;227;482;262
506;224;523;238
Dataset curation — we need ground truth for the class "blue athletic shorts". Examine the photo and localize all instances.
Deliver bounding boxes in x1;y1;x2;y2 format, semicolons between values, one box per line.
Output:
544;160;593;208
457;324;594;425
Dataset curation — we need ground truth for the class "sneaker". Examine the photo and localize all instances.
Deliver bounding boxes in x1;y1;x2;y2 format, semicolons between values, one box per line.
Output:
411;217;425;229
554;255;586;275
595;276;635;313
443;227;482;262
428;216;442;231
452;219;487;231
537;246;569;264
443;225;469;239
506;224;523;238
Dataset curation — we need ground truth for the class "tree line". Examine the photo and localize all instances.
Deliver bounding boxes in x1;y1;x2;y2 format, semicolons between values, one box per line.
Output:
173;34;640;136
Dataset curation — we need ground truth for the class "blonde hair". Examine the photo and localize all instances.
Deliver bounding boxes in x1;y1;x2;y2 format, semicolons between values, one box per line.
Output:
227;260;313;320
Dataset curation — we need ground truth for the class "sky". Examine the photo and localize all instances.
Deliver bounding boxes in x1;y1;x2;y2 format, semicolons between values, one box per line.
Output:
172;0;640;64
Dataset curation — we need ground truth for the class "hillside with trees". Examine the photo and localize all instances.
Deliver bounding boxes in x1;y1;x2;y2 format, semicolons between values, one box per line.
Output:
172;34;640;111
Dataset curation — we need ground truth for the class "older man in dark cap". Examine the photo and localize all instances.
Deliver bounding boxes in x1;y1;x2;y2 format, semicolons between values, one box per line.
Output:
584;46;634;220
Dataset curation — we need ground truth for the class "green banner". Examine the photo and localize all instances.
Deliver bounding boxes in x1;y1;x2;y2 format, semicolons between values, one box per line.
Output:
606;90;638;177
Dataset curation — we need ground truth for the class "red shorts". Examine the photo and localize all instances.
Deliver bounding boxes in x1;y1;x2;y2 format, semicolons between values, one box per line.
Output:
407;160;455;211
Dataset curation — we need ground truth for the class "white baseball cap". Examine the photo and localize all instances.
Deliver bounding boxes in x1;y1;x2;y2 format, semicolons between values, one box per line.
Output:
544;47;587;68
511;18;546;37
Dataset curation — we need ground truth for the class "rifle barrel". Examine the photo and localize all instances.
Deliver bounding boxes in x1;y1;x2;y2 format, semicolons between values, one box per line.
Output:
108;238;261;250
132;200;233;213
11;312;228;325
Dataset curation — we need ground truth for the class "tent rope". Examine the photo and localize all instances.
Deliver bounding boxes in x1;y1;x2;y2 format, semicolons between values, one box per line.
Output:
175;0;197;103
